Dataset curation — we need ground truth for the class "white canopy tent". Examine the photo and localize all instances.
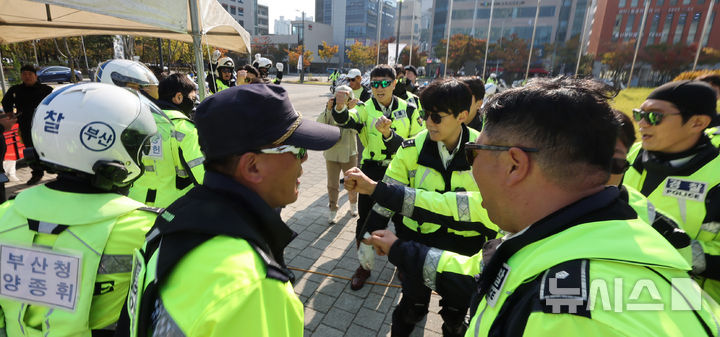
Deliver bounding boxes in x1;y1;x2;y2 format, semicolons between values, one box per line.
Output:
0;0;252;98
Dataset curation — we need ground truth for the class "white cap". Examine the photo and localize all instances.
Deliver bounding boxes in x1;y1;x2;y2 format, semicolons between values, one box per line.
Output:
347;69;362;78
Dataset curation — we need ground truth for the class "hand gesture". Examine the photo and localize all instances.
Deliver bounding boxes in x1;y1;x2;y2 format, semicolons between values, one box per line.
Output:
348;98;359;109
334;91;349;110
375;116;392;138
369;230;398;256
343;167;377;195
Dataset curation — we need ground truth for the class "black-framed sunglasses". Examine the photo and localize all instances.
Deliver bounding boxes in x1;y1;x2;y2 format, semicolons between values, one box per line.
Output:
421;111;449;124
464;142;540;163
220;68;233;74
370;80;392;88
632;108;681;126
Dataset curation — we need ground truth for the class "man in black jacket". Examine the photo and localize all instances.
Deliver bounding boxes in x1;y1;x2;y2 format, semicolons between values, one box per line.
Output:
1;65;53;185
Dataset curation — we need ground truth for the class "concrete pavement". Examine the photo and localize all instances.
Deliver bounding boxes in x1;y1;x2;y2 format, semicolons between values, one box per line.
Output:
6;82;445;337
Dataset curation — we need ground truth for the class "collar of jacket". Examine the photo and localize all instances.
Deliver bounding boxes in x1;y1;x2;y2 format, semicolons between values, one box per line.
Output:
477;186;632;298
417;123;473;178
200;171;296;257
633;135;719;177
371;96;399;115
155;99;180;111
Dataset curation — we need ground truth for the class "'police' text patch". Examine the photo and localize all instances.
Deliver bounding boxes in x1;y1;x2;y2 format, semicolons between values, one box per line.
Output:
662;178;708;202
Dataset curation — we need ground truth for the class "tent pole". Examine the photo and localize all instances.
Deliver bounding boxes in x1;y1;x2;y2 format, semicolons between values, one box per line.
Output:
189;0;207;100
0;48;6;95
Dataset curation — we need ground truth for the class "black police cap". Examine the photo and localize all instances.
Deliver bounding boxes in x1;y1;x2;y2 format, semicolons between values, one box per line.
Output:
195;84;340;160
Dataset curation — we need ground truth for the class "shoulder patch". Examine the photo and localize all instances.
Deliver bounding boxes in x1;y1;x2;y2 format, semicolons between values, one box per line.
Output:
401;139;416;148
138;206;165;214
539;259;591;318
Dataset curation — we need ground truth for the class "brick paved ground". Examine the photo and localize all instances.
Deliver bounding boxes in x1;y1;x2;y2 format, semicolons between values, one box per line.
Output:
5;83;445;337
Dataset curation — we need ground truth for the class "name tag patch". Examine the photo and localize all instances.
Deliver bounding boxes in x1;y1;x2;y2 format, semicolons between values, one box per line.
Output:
0;244;81;311
393;110;408;120
662;178;708;202
146;135;163;159
486;263;511;307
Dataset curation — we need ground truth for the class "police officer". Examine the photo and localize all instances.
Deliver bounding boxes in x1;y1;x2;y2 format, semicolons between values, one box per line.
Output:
393;64;423;113
345;79;498;337
624;80;720;302
458;76;485;131
253;54;283;85
0;83;159;336
97;60;204;208
370;77;720;336
119;84;340;337
347;68;371;102
332;64;425;290
206;56;236;94
1;64;53;185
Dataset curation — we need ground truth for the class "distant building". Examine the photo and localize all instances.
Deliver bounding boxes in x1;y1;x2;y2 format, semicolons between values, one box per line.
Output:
429;0;592;55
259;20;336;72
587;0;720;56
315;0;398;67
275;16;292;35
218;0;255;32
257;4;269;35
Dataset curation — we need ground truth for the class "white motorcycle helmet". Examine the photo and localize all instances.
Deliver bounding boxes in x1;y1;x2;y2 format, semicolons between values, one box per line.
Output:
217;56;235;70
95;59;159;88
253;55;273;77
30;83;158;190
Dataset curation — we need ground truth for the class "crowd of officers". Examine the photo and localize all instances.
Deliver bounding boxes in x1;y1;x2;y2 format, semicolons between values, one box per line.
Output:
0;54;718;337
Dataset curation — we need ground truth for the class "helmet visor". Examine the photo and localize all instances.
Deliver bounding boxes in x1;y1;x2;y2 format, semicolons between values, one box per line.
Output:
121;95;158;168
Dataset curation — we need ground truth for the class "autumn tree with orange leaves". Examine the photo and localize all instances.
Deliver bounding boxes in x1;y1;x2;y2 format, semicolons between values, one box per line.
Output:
434;34;486;72
318;41;339;64
285;45;313;69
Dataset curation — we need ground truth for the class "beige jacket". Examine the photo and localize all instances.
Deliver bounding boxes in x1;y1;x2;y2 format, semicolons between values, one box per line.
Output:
317;107;358;163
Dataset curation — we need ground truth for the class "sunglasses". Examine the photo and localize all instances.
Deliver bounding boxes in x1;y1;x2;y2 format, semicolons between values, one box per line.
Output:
464;142;539;164
256;145;307;159
220;69;233;74
370;80;392;88
421;111;449;124
632;108;681;126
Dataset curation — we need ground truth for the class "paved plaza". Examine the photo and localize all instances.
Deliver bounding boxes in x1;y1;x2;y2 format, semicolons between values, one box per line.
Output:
6;82;445;337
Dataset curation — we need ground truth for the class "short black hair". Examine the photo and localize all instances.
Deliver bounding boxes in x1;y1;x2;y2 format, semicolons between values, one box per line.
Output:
420;78;472;117
394;64;405;77
482;76;619;189
459;76;485;100
243;64;260;78
696;73;720;89
614;110;636;150
159;73;197;101
370;64;396;80
404;65;417;76
20;65;36;73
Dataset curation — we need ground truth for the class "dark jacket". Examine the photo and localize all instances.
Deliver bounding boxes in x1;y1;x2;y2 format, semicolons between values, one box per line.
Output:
1;81;53;146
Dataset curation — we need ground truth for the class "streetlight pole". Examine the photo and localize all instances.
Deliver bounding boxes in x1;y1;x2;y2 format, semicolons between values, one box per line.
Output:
409;10;416;66
300;11;306;83
395;0;403;65
524;0;541;82
443;0;454;77
574;1;593;77
693;0;715;71
627;0;650;88
377;0;383;64
482;0;495;79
